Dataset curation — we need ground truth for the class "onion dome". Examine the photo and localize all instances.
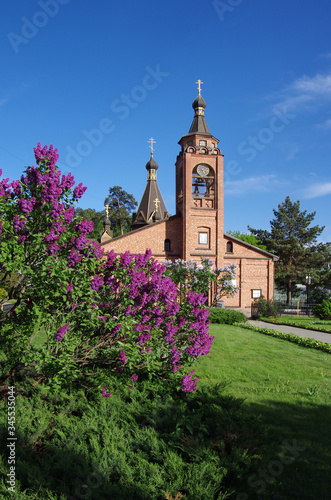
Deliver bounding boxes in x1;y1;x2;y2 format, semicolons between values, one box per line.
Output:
192;93;207;111
145;156;158;171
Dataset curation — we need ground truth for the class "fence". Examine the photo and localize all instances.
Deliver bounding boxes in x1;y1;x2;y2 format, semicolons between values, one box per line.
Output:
251;301;317;319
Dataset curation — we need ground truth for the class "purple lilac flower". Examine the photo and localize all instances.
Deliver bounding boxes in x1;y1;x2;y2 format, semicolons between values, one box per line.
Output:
34;142;59;167
74;234;90;251
64;207;75;225
181;370;200;392
101;387;112;397
111;324;122;335
46;242;59;256
73;182;87;199
13;215;27;232
120;251;134;268
119;349;128;365
67;248;83;268
90;275;103;291
18;235;26;244
55;323;69;342
75;219;94;234
61;172;75;190
10;180;22;196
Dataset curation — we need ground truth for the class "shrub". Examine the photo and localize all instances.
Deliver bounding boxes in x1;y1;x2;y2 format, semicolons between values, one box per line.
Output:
0;143;213;394
252;296;279;318
309;287;331;305
239;323;331;354
207;307;247;325
312;300;331;320
0;288;7;301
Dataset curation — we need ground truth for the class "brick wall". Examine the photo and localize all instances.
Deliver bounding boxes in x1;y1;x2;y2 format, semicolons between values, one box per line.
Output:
223;235;276;310
101;215;182;261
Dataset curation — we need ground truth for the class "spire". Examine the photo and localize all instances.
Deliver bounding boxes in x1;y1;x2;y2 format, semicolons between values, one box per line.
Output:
132;140;169;230
100;204;113;242
187;79;211;136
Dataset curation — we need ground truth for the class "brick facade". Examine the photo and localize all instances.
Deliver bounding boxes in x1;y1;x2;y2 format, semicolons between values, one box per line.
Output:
101;89;277;312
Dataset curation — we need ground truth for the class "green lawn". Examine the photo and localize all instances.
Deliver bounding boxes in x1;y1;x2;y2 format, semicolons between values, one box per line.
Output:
194;324;331;499
1;323;330;499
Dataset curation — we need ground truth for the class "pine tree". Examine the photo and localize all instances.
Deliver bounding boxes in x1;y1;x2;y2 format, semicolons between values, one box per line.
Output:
104;186;137;236
249;196;325;303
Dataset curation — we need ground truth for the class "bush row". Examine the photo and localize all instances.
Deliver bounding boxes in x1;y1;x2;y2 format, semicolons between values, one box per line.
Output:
237;323;331;354
207;308;247;325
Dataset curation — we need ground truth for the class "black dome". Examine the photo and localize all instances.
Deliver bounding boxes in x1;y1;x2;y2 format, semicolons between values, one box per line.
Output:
192;94;207;110
145;156;159;170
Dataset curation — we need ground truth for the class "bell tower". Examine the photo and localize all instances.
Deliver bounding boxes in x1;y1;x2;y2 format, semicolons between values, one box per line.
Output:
175;80;224;265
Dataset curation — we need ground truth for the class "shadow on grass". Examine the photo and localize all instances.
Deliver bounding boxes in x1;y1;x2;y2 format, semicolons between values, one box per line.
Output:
1;384;330;500
235;399;331;500
0;382;268;500
0;425;139;500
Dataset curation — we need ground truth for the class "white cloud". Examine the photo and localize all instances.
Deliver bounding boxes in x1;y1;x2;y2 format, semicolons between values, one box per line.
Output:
292;73;331;94
273;72;331;113
303;182;331;199
285;143;299;161
224;174;281;196
316;118;331;129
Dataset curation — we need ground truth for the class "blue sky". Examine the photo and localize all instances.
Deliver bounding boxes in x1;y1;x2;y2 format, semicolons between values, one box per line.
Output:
1;0;331;241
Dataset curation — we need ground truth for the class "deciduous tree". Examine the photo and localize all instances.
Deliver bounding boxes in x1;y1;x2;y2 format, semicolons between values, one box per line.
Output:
226;230;267;250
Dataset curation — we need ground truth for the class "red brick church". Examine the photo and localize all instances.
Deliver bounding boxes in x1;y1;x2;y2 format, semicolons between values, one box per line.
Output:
101;82;277;311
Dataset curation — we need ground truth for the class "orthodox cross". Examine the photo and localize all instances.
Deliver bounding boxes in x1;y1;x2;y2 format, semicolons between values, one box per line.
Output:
148;137;156;156
196;79;203;95
153;197;160;211
104;204;110;217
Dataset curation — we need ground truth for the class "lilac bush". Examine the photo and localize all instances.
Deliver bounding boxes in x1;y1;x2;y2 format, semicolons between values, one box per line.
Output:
163;258;237;306
0;143;213;394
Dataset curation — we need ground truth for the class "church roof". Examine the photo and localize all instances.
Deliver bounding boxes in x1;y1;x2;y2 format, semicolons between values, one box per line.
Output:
188;92;211;135
180;83;218;141
132;152;169;229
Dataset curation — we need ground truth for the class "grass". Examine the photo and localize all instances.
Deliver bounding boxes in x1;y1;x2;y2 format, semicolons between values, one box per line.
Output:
1;323;330;499
260;315;331;333
194;324;331;498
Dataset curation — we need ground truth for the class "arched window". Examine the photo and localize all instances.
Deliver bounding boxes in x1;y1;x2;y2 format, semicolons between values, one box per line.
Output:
164;239;171;252
226;241;233;253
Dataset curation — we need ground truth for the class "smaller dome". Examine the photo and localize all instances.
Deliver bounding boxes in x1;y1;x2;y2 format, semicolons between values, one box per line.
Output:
145;156;159;170
192;94;207;110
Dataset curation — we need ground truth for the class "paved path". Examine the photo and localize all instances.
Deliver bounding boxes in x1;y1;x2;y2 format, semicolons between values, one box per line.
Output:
246;320;331;344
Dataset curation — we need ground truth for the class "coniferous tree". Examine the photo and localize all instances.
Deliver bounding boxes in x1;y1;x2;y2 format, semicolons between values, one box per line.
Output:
249;196;325;303
104;186;137;236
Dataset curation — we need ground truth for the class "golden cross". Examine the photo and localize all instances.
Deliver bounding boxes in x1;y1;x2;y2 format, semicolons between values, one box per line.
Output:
196;79;203;95
148;137;156;156
104;204;110;217
153;197;160;211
